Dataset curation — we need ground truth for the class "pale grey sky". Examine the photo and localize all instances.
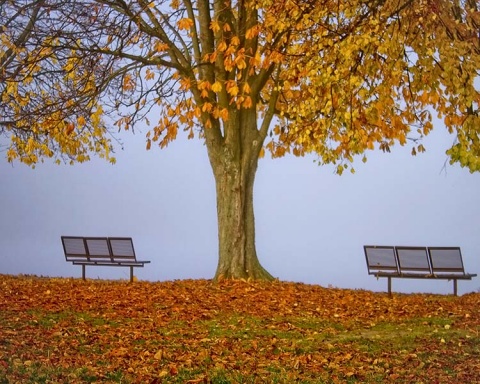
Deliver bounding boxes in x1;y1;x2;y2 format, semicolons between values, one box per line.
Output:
1;125;479;295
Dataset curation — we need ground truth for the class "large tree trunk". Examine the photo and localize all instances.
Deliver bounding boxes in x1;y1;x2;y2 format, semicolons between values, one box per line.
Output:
212;153;273;280
206;109;274;281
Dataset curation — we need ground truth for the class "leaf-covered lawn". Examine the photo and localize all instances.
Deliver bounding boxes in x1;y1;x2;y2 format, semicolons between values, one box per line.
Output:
1;275;479;383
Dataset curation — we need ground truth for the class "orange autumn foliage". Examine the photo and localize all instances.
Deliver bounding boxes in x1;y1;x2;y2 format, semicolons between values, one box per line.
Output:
1;275;479;383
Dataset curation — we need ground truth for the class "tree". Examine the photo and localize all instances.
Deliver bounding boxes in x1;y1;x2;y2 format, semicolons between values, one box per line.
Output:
1;0;479;280
1;0;119;166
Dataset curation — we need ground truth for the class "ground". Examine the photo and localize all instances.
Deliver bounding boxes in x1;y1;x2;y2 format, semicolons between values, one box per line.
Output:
0;275;479;383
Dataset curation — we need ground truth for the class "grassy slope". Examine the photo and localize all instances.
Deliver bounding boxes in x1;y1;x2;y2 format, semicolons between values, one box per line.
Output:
0;275;479;383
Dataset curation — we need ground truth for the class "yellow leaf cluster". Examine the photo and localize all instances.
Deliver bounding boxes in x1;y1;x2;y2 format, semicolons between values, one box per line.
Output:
177;18;194;31
260;0;479;172
2;40;114;166
145;96;203;149
2;0;478;173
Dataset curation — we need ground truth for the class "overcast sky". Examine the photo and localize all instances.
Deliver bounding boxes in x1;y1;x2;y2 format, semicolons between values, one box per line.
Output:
1;123;479;295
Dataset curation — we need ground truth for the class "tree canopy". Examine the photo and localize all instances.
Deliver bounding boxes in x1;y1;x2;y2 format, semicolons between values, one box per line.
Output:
2;0;479;169
1;0;479;279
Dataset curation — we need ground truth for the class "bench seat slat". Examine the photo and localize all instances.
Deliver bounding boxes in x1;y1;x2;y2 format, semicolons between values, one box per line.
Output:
72;261;149;267
372;271;401;277
431;273;477;279
395;273;476;280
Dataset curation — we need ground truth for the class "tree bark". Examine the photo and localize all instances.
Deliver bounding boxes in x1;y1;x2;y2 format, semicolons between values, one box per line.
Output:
211;151;273;280
206;109;274;281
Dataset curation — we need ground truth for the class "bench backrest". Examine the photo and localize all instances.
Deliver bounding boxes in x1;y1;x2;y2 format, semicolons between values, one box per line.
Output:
62;236;90;262
364;245;399;274
109;237;136;260
364;245;469;276
428;247;466;275
395;246;431;274
62;236;136;262
85;237;113;262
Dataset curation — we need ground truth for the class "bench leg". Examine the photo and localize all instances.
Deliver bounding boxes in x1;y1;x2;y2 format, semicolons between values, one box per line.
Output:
453;280;458;296
82;265;86;281
130;266;133;283
388;277;392;297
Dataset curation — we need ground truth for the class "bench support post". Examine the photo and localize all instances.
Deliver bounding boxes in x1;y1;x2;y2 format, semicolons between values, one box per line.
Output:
130;266;134;283
387;277;392;297
453;280;458;296
82;265;86;281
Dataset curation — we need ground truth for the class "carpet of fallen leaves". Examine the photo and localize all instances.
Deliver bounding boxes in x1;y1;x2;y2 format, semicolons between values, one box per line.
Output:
0;275;479;383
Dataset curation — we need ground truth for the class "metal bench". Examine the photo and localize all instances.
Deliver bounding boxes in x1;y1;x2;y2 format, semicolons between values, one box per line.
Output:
62;236;150;282
364;245;477;296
